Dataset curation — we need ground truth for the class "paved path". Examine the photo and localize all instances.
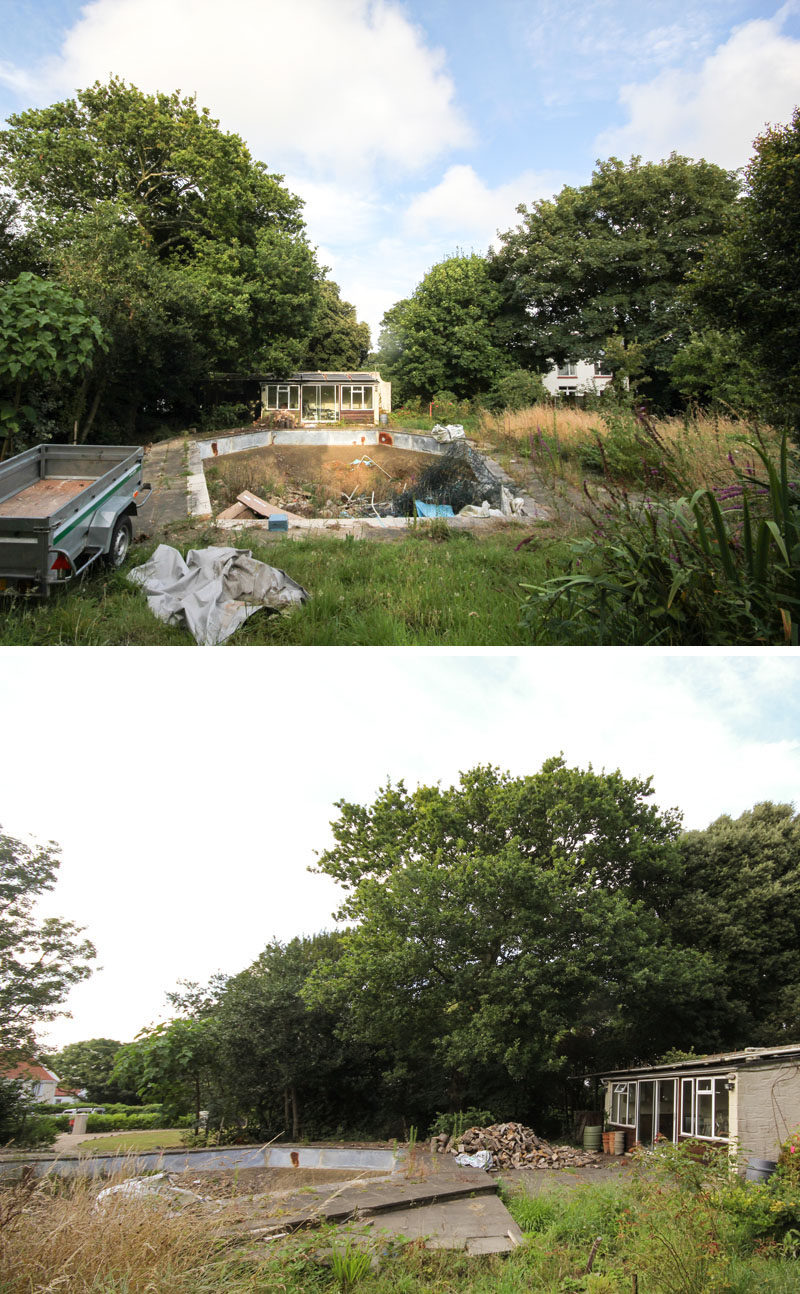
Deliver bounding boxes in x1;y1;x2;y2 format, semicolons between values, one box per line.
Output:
134;437;190;538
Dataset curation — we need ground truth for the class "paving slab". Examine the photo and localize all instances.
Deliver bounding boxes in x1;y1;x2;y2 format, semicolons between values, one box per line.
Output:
365;1193;524;1253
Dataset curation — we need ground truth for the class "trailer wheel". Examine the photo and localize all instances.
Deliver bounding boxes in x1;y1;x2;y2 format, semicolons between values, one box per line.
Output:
108;516;133;568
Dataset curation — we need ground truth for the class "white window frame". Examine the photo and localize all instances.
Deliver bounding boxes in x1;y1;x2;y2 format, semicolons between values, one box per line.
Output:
680;1075;730;1141
264;384;300;410
610;1081;636;1127
341;384;374;411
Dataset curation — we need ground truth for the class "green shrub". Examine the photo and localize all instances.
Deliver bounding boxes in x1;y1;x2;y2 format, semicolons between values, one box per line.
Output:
489;369;548;412
522;429;800;645
576;410;665;483
427;1108;496;1140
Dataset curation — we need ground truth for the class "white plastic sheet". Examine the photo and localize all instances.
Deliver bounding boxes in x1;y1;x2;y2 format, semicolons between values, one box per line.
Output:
128;544;309;645
454;1150;493;1169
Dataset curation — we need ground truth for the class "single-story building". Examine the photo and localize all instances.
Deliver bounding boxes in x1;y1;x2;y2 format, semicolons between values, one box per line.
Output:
259;371;391;426
1;1060;60;1104
598;1042;800;1162
542;359;614;399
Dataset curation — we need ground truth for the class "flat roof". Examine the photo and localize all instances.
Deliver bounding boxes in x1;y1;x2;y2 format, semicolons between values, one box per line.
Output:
259;372;382;383
595;1041;800;1081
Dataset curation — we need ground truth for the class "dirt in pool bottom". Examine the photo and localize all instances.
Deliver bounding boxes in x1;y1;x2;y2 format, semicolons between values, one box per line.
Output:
203;443;479;518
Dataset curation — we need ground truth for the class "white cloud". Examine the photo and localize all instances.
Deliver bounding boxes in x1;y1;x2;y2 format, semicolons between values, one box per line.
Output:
26;0;471;178
402;164;566;243
596;12;800;168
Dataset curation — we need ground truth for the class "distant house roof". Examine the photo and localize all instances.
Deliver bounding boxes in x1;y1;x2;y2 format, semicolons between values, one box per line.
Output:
2;1060;60;1084
597;1041;800;1081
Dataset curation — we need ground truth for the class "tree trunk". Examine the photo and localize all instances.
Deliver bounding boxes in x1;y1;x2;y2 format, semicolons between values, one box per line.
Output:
77;382;105;443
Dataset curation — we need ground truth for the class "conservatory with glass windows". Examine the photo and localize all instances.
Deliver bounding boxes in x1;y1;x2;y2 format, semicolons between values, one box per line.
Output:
598;1042;800;1162
259;372;391;426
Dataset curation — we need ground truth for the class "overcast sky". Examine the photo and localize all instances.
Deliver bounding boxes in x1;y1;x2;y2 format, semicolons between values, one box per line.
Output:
2;0;799;342
1;648;798;1053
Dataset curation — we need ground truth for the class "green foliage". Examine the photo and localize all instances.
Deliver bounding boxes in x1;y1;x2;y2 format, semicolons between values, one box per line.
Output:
672;805;800;1045
522;429;800;645
376;254;510;402
689;107;800;436
0;830;96;1059
668;329;769;415
304;280;370;370
0;77;329;441
305;760;719;1115
491;153;739;409
428;1108;496;1139
0;272;105;454
487;368;548;412
575;410;664;481
329;1242;372;1290
49;1038;128;1104
111;1016;219;1126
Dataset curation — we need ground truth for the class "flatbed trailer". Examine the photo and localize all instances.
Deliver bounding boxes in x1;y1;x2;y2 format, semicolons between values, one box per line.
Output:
0;444;150;595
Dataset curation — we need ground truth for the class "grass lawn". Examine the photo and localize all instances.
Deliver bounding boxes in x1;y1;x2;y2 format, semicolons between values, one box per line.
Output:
76;1128;186;1153
0;521;566;646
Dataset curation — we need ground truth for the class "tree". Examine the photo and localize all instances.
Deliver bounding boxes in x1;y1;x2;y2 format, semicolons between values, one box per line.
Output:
304;280;371;370
0;829;96;1060
376;254;511;402
213;934;383;1139
48;1038;131;1104
0;78;323;439
0;272;105;456
689;109;800;435
490;154;739;408
112;1017;219;1127
669;803;800;1044
306;760;721;1120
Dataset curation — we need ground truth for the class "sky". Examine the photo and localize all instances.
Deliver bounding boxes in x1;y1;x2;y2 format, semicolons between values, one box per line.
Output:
1;648;799;1053
1;0;799;343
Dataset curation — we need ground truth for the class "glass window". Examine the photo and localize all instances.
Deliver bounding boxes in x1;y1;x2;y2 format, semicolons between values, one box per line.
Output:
265;384;299;409
714;1079;730;1137
558;363;578;377
341;385;374;410
696;1079;713;1137
681;1078;694;1135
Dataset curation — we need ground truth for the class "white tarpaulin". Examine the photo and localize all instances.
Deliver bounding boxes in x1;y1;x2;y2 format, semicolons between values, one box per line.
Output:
128;544;309;645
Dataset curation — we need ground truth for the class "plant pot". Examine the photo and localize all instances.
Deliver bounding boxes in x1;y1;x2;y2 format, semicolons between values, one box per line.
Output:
613;1130;626;1155
602;1131;614;1154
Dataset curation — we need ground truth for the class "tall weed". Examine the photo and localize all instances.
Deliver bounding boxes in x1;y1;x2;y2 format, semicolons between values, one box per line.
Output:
521;426;800;645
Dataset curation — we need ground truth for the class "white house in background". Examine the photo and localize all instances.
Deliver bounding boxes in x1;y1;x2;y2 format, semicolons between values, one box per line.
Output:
259;371;392;426
1;1060;59;1103
542;359;614;398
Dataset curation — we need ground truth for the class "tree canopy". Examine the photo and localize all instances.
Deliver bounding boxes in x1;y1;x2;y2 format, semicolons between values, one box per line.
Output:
0;828;95;1060
689;108;800;435
0;78;367;441
305;760;721;1115
376;254;510;403
489;154;739;407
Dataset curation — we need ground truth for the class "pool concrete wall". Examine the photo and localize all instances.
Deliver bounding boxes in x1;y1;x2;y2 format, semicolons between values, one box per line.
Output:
197;428;445;460
0;1142;403;1180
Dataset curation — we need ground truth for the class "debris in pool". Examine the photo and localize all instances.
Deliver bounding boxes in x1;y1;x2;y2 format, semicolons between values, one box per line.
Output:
350;456;392;479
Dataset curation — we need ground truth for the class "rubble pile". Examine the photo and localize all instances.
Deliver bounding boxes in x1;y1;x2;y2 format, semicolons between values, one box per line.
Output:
431;1121;601;1170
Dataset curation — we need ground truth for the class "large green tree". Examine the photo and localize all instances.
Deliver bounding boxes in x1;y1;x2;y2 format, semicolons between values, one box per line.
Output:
112;1017;220;1127
689;108;800;435
376;253;510;403
669;803;800;1045
490;154;739;408
306;760;721;1118
304;280;371;370
0;829;95;1060
0;78;323;439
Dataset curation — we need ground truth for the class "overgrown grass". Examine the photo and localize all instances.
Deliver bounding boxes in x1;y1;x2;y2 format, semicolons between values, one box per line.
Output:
4;1144;799;1294
0;522;564;646
480;401;781;496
